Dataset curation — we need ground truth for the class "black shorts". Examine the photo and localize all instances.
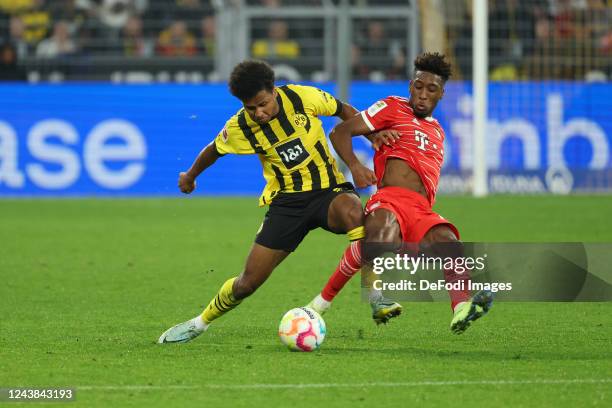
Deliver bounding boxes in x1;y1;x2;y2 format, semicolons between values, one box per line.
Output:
255;182;359;252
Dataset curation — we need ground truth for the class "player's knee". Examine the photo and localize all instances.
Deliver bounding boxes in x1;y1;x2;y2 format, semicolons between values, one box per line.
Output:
364;224;388;243
427;225;458;243
329;194;363;232
363;215;401;262
423;225;462;259
364;211;400;242
345;205;364;230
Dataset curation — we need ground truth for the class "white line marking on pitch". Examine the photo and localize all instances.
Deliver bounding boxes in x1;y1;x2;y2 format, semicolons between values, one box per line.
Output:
78;379;612;391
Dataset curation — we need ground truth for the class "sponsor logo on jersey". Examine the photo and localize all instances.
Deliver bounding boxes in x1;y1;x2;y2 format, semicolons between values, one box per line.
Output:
222;127;229;143
367;100;387;117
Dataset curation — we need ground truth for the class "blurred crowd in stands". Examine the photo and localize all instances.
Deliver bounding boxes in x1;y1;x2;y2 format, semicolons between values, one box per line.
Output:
0;0;217;60
0;0;610;81
450;0;611;80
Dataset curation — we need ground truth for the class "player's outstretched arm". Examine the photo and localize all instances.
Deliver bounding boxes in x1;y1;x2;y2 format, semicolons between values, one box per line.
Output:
330;115;377;189
334;101;400;151
179;142;223;194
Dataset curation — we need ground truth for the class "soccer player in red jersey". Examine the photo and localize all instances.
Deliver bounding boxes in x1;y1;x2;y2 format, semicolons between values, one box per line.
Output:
310;52;493;333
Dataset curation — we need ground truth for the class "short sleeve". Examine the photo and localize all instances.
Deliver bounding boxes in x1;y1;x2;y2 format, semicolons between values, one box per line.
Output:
213;115;257;155
360;97;398;131
293;85;342;117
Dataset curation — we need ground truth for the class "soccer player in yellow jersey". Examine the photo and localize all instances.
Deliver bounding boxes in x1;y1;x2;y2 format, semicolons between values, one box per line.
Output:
158;60;401;343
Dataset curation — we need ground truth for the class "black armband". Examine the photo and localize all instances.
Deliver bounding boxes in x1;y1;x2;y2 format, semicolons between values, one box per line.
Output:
333;98;344;116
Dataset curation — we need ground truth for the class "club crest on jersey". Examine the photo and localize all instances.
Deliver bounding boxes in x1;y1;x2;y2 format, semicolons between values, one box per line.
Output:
292;113;308;128
367;100;387;116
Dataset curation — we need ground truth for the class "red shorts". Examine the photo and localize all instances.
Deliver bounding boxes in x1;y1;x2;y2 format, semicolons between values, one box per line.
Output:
364;186;459;243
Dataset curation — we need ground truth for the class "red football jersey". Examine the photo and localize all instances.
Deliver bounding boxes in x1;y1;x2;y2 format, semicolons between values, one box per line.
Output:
361;96;445;205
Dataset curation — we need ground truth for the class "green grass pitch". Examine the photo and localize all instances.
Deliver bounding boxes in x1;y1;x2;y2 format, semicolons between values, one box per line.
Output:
1;196;611;407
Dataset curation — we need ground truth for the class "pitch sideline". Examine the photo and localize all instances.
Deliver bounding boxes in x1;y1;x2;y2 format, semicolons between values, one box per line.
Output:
78;378;612;391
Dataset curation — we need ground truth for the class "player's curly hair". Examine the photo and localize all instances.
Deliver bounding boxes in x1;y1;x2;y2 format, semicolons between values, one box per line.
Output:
414;52;452;82
229;60;275;101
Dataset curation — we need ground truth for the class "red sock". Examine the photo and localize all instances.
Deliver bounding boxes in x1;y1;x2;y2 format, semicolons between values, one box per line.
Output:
321;241;362;301
444;268;471;311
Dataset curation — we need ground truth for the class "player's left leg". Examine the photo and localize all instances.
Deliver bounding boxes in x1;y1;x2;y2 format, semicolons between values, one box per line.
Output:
158;205;303;345
421;225;493;334
310;194;403;326
307;191;365;314
158;244;289;344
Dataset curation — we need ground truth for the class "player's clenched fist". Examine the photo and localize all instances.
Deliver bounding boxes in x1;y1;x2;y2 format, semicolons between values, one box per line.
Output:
178;172;197;194
349;163;377;189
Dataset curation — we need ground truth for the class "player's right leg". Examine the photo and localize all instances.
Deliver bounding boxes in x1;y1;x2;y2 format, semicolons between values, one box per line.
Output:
308;189;365;314
305;186;401;323
158;244;288;344
362;208;404;325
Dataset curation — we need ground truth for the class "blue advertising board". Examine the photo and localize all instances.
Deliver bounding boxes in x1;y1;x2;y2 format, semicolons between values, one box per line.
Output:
0;82;610;197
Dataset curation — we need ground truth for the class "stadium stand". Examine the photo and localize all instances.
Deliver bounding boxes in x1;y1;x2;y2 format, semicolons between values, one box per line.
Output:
0;0;609;82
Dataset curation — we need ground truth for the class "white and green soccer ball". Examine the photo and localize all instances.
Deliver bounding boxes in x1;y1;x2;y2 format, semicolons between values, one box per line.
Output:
278;307;326;352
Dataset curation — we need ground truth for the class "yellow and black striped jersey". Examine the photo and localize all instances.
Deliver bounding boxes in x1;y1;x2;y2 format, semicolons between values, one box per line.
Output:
214;84;346;206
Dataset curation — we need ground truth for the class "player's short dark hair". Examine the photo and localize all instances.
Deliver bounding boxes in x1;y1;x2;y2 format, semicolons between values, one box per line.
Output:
229;60;275;101
414;52;452;82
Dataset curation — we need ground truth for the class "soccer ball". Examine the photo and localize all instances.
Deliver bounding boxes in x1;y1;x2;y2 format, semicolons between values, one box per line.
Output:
278;307;326;352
